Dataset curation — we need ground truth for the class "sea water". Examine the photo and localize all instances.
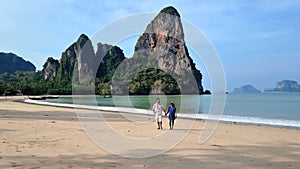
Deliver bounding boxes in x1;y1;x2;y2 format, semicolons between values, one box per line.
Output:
42;93;300;127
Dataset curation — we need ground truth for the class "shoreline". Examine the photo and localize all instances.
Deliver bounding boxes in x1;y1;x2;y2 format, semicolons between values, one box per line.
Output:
24;98;300;129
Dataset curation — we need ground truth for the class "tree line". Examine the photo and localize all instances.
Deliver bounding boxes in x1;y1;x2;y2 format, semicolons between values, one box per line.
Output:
0;68;195;96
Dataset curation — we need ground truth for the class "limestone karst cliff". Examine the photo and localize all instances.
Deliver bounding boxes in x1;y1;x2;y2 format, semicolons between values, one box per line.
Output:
42;57;60;80
40;6;205;95
113;6;203;94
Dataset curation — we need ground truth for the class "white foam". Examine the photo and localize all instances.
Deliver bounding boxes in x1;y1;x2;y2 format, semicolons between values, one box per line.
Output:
25;99;300;128
180;114;300;128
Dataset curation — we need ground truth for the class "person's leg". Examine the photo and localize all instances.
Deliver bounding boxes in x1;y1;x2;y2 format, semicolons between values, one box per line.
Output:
169;120;171;129
158;115;163;129
157;121;160;129
171;120;174;129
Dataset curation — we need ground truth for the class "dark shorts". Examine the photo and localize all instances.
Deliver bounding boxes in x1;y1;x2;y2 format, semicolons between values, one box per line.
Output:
169;114;176;120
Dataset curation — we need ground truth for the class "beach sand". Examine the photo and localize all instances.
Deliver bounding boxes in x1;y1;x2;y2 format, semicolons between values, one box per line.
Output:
1;97;300;169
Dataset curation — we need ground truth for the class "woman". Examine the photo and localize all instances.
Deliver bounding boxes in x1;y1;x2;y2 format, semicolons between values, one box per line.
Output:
165;102;176;130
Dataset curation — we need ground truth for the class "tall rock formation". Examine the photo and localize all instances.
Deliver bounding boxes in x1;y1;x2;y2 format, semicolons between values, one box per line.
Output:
113;6;203;94
40;6;206;95
55;34;95;84
134;7;188;74
42;57;60;80
42;34;126;94
0;52;36;74
96;44;125;82
76;34;96;84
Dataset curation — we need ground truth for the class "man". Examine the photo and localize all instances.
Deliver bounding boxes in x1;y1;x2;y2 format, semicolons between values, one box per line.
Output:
152;98;165;130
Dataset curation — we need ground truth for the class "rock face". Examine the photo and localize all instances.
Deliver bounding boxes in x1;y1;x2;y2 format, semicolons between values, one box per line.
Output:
135;6;198;75
96;44;125;81
55;34;96;84
76;34;96;84
43;34;125;88
129;6;203;94
232;85;261;94
135;7;185;73
42;57;60;80
0;52;36;74
265;80;300;92
40;6;206;95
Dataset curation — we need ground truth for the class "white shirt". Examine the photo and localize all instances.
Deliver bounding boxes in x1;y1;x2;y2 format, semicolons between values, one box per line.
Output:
152;103;164;116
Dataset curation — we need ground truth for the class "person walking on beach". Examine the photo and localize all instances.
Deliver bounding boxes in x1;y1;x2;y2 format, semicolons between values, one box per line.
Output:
165;102;176;130
152;98;165;130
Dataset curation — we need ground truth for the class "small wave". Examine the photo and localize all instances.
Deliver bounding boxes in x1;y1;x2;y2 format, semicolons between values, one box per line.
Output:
25;99;300;128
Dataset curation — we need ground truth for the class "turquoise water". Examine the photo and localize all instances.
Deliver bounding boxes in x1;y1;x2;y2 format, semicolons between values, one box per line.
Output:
224;93;300;121
46;93;300;122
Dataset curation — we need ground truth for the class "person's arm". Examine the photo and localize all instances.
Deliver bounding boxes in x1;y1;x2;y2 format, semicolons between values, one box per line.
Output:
152;104;155;114
163;105;167;116
174;108;177;119
165;106;170;116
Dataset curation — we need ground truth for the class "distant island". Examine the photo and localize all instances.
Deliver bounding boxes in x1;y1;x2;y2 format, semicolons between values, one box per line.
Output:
231;80;300;94
232;84;261;94
0;6;208;96
265;80;300;92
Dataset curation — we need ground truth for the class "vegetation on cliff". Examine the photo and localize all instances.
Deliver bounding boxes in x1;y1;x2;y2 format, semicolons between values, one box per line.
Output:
0;6;208;96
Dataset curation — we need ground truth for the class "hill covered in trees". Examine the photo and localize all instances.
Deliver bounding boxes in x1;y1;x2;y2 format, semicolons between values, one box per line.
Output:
0;52;35;74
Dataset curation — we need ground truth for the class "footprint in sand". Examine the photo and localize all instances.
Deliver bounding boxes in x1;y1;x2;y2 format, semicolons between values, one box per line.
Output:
10;162;23;168
106;162;120;168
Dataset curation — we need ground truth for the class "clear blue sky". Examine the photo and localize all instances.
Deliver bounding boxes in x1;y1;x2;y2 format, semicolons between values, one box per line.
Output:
1;0;299;91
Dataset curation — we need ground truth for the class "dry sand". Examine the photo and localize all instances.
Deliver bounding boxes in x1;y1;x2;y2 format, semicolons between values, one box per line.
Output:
0;96;300;169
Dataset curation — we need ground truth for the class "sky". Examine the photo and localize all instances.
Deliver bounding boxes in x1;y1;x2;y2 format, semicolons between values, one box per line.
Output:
0;0;299;92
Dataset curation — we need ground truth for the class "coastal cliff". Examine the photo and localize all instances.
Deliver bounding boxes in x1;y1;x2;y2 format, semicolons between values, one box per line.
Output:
0;6;206;95
113;6;204;95
41;34;125;94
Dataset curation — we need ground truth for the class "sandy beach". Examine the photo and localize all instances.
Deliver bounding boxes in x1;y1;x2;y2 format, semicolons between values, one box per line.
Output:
1;96;300;169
